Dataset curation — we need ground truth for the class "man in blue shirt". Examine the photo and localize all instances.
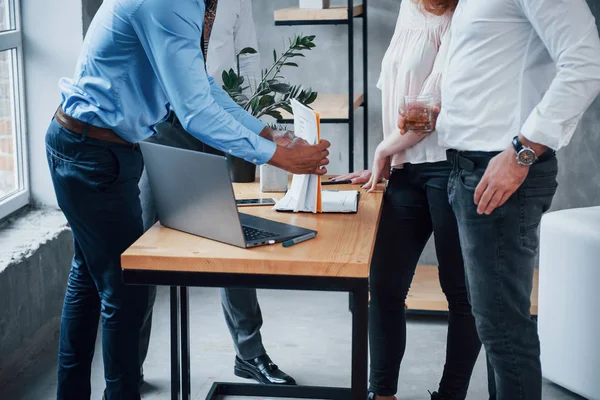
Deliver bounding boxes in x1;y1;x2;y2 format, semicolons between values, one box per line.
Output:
45;0;330;398
137;0;298;388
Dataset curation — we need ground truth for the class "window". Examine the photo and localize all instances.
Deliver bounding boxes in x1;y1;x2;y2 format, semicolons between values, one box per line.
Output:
0;0;27;219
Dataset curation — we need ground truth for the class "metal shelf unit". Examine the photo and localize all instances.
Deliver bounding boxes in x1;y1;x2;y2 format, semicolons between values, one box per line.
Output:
274;1;369;171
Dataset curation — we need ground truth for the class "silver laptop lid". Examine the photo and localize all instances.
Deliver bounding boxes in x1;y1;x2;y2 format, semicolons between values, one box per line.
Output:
139;141;246;248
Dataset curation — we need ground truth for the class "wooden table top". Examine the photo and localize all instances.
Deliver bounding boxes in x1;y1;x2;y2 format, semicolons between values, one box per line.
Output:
121;179;385;279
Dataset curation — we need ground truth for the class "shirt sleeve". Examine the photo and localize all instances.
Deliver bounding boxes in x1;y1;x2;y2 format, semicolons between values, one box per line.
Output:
130;0;276;165
208;76;266;135
517;0;600;150
235;0;262;91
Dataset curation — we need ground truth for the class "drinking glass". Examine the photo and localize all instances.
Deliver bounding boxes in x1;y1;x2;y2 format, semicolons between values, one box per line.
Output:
401;94;435;133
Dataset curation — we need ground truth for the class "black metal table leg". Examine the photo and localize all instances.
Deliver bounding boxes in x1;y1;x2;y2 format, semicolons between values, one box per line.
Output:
180;287;191;400
347;0;355;173
170;286;181;400
351;281;369;400
362;0;369;170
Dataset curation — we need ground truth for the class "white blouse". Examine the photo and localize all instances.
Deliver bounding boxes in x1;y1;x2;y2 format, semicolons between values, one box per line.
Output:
377;0;452;167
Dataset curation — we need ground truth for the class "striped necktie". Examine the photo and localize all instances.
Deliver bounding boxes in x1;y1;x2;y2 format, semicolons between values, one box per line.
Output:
202;0;218;61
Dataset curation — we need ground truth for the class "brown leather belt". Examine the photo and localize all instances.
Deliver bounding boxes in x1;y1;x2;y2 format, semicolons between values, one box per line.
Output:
55;107;133;146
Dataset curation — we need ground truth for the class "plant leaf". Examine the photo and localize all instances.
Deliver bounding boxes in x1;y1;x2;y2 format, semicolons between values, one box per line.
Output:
270;83;291;93
306;92;318;104
250;97;260;112
222;70;231;88
281;103;293;114
265;110;283;120
259;95;275;108
283;62;298;67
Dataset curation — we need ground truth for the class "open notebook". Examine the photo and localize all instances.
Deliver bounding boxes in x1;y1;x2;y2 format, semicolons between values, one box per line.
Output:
273;99;359;214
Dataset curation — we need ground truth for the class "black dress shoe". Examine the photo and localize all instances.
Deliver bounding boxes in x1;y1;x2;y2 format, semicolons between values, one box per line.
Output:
102;374;144;399
234;354;296;385
430;390;457;400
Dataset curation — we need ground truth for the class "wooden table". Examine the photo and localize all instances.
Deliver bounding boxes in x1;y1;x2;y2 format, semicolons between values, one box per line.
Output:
121;180;384;400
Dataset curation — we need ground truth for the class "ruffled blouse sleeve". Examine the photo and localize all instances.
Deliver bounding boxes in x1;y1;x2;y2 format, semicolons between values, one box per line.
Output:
420;21;452;104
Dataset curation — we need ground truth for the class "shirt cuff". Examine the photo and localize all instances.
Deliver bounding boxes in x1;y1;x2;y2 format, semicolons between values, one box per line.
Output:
520;109;564;150
251;136;277;165
239;113;267;135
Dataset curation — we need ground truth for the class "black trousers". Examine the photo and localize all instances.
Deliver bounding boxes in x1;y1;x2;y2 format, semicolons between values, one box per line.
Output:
368;161;482;399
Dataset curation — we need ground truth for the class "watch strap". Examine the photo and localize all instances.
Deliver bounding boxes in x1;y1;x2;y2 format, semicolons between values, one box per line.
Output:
512;136;523;153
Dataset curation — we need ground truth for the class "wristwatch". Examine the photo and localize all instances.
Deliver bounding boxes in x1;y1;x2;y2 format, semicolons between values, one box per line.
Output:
512;136;537;166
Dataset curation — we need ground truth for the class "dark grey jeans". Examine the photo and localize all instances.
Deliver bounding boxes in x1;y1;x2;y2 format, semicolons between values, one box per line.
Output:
447;150;558;400
138;119;267;370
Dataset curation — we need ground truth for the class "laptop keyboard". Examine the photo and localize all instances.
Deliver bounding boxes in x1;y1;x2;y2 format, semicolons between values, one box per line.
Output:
242;225;278;242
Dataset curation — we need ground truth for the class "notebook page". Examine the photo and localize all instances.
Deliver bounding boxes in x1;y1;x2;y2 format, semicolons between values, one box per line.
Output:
273;173;309;212
290;99;318;145
273;100;320;212
322;190;359;213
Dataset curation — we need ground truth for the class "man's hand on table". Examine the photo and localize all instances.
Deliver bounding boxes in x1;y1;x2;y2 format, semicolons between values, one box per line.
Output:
269;137;331;175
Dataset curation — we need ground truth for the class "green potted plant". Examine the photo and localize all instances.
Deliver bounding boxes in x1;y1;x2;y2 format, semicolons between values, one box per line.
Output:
221;34;318;182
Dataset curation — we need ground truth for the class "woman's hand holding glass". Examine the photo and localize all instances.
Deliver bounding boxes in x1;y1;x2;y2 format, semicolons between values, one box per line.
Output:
399;95;441;136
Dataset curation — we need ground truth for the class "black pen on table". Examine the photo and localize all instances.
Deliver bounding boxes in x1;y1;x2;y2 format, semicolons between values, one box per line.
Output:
322;179;352;186
282;232;317;248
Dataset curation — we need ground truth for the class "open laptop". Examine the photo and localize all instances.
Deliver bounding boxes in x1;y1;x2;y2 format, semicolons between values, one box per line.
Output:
139;141;316;248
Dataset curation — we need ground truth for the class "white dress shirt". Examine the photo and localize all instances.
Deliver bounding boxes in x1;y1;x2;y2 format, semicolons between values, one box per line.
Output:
206;0;261;88
377;0;452;167
437;0;600;152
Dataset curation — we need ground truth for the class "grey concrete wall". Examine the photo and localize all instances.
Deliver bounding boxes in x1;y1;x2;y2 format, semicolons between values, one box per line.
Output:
0;211;72;384
552;0;600;211
22;0;83;207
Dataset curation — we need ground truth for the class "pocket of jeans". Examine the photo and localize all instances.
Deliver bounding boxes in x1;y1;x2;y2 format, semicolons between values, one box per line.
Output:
46;144;76;164
457;169;482;191
518;182;558;251
91;148;121;192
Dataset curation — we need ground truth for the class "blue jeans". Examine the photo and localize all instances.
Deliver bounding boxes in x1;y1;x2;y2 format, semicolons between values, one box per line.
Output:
368;162;481;399
447;150;558;400
46;118;150;400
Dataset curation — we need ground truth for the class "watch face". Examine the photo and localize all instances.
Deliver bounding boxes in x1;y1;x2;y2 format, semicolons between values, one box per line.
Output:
518;149;536;165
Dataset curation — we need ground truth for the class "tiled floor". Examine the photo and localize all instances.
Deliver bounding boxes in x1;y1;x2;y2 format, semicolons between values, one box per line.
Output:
1;287;584;399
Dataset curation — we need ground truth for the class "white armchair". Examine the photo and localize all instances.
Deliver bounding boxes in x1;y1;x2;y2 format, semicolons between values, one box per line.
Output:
538;206;600;400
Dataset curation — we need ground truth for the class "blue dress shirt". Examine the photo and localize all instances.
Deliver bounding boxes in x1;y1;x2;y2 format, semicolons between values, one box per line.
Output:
58;0;276;165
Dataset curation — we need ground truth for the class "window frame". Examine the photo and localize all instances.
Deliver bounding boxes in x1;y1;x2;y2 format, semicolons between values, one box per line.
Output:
0;0;29;219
